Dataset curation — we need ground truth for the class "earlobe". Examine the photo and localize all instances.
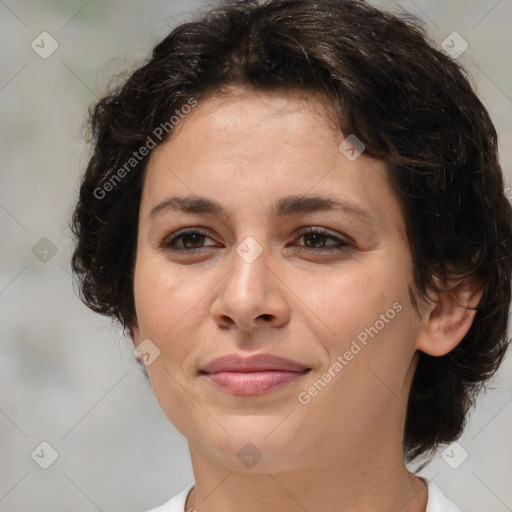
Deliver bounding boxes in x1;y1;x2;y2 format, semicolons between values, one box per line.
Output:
416;276;483;357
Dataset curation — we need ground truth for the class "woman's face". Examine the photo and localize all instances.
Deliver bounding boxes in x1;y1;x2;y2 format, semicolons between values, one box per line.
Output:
132;88;426;472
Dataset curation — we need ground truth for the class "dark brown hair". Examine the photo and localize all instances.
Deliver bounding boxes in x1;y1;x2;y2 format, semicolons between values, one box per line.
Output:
70;0;512;465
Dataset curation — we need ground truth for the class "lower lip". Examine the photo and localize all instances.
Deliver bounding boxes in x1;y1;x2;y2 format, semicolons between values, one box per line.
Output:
204;370;310;395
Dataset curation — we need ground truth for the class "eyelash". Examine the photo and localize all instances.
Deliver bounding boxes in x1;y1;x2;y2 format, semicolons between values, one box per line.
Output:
159;227;352;254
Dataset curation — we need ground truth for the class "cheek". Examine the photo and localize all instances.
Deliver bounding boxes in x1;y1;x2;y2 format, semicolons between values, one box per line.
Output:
133;254;196;336
301;259;404;346
133;258;201;431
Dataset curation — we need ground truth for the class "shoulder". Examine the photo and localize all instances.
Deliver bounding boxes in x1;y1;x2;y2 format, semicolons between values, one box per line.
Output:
142;483;195;512
426;481;460;512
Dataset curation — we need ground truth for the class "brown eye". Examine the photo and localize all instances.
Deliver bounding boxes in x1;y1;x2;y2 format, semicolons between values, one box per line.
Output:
161;229;217;252
294;228;352;253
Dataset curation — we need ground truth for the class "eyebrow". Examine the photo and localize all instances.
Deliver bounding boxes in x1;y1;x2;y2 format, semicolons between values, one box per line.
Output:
149;194;374;223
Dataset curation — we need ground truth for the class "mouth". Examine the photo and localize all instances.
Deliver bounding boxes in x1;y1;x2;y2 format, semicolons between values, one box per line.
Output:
201;369;311;395
200;353;312;396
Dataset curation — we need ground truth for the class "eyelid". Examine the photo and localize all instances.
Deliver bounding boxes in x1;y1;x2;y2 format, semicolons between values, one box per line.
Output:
294;226;352;243
291;227;353;252
159;227;216;250
159;226;353;254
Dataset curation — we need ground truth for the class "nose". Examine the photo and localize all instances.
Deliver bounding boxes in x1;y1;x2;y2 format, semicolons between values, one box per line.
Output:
210;244;291;333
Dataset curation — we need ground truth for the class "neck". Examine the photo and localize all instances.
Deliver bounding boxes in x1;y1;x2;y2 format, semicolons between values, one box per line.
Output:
184;441;428;512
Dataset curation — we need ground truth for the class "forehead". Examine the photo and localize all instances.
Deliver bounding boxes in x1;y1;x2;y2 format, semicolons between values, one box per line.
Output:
147;87;343;169
140;88;402;231
192;86;341;130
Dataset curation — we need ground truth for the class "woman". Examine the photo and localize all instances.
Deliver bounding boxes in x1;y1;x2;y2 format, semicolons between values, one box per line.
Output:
70;0;512;510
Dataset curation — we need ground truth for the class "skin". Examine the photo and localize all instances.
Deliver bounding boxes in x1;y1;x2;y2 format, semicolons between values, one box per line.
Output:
131;87;482;512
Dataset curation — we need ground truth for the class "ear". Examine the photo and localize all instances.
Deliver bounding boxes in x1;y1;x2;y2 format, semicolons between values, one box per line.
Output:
415;275;484;357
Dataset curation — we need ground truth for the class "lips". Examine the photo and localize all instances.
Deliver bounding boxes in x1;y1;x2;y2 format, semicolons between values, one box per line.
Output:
200;354;311;395
200;353;310;374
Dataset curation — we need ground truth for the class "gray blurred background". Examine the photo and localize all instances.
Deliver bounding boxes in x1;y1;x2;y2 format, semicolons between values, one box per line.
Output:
0;1;511;511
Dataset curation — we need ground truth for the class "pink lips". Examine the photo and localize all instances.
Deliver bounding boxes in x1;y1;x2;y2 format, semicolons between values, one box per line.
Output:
200;354;311;395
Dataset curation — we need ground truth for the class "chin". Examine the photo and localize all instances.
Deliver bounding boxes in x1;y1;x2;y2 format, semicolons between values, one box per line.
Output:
192;421;310;472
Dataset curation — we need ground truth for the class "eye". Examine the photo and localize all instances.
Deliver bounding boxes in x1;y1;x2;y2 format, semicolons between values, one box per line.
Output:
159;228;218;253
291;227;352;253
159;227;352;254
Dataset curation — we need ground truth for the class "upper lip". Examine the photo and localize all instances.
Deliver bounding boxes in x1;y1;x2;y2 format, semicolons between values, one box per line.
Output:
201;354;310;374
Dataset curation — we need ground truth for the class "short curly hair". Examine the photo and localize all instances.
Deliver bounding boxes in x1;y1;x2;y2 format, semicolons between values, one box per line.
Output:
70;0;512;465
